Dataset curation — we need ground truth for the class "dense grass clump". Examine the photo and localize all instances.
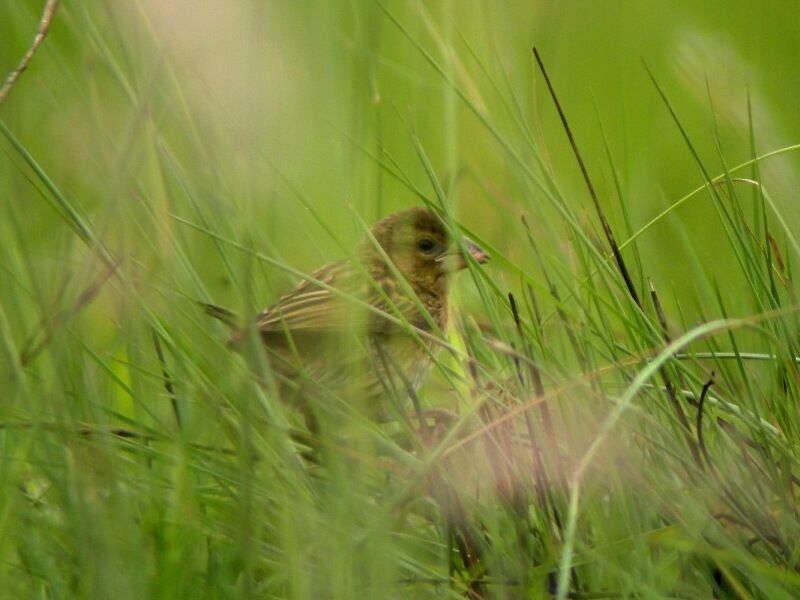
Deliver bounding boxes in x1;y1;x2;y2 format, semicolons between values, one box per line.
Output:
3;1;800;598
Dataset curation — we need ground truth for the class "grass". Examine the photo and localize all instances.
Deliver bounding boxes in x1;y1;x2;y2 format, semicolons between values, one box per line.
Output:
3;1;800;598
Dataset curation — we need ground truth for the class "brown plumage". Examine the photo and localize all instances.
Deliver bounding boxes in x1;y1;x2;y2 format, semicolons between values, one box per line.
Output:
205;207;488;421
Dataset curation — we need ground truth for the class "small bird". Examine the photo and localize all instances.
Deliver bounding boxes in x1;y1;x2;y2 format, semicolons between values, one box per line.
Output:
205;207;488;424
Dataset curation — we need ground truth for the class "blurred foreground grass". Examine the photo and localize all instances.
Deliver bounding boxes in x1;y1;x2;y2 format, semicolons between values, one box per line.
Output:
3;1;800;598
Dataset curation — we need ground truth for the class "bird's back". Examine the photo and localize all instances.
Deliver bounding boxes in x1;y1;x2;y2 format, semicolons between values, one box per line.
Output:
244;258;443;417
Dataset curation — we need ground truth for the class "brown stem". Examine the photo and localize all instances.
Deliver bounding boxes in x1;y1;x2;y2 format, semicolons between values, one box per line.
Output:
649;279;703;469
0;0;60;106
532;47;641;308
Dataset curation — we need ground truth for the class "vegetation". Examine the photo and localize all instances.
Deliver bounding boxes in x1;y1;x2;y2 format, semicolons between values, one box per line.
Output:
2;1;800;598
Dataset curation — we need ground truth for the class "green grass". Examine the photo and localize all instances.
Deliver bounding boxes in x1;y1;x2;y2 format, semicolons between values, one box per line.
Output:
3;1;800;598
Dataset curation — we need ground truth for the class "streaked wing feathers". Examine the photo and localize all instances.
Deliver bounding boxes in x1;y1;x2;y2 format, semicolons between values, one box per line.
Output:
255;261;426;335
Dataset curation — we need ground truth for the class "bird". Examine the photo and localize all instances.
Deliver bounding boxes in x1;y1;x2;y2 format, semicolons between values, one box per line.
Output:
204;206;488;427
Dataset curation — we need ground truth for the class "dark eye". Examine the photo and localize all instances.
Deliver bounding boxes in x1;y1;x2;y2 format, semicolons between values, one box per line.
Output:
417;238;436;253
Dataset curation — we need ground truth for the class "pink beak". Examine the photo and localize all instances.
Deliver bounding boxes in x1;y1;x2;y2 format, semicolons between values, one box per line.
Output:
463;237;489;265
437;237;489;271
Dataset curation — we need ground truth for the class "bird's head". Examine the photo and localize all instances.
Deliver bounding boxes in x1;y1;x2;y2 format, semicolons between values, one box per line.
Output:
362;207;488;294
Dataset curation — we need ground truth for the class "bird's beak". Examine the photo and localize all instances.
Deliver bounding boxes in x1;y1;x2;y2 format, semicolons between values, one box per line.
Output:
438;237;489;271
462;237;489;266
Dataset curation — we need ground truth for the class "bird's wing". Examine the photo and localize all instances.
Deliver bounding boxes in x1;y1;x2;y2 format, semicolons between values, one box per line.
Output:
254;261;425;335
255;261;372;333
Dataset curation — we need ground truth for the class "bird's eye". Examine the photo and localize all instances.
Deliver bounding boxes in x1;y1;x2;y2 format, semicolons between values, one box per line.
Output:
417;238;436;253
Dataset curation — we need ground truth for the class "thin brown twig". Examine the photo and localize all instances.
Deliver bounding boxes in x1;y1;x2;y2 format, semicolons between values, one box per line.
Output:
0;0;60;106
532;47;641;308
695;374;715;467
649;278;703;468
0;420;236;455
508;292;567;526
151;327;183;430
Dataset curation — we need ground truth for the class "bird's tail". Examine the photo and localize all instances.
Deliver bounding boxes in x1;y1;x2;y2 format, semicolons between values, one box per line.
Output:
199;301;240;329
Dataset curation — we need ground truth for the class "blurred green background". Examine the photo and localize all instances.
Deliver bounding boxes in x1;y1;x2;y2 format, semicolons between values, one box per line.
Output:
3;1;800;598
3;0;800;316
